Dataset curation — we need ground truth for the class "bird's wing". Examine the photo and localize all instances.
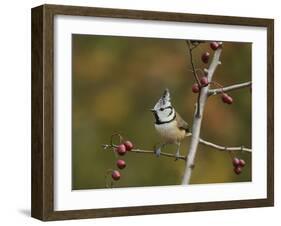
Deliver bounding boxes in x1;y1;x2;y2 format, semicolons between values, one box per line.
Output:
176;112;190;132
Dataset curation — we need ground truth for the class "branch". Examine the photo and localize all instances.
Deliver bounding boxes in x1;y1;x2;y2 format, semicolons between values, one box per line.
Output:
199;138;251;152
102;137;251;161
102;144;186;161
186;40;202;117
182;47;223;185
186;41;201;85
208;81;252;96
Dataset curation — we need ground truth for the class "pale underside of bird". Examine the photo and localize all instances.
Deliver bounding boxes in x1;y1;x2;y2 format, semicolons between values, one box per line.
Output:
150;89;190;160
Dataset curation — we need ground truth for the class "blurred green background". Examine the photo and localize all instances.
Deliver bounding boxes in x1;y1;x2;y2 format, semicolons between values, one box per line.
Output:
72;35;252;190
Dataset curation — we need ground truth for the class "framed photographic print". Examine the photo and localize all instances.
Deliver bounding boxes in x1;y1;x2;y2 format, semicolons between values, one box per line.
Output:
31;4;274;221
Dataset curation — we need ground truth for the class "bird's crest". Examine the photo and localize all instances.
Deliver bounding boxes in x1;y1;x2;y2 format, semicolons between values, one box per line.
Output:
153;88;171;110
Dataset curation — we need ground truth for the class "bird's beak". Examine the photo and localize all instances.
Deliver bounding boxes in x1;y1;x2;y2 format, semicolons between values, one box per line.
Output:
150;108;156;113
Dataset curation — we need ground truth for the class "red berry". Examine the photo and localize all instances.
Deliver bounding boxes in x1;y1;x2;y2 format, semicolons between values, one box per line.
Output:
234;166;242;175
226;96;233;104
192;83;200;93
111;170;121;181
239;159;246;167
232;157;240;167
116;144;127;156
123;140;133;151
210;41;220;50
116;159;126;169
200;77;209;87
201;52;210;64
221;93;233;104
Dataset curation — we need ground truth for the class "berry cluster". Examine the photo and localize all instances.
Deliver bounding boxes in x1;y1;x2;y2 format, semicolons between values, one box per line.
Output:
201;42;222;64
115;141;133;156
232;157;246;175
191;41;234;105
191;42;222;93
110;140;134;181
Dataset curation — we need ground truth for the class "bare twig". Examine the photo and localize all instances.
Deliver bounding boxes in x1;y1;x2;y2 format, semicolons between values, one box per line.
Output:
208;81;252;96
199;138;251;152
181;47;223;185
186;40;201;85
186;40;202;117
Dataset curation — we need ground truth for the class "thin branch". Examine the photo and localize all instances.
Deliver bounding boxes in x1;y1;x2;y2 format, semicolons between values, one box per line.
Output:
102;137;251;161
208;81;252;96
132;149;187;160
186;40;202;117
185;40;201;85
182;46;223;185
199;138;251;152
102;144;186;161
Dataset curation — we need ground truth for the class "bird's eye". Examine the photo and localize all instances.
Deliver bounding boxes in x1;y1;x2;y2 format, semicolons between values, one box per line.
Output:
160;108;164;111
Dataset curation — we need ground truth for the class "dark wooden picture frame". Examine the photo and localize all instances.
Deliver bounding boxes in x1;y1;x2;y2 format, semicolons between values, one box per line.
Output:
31;4;274;221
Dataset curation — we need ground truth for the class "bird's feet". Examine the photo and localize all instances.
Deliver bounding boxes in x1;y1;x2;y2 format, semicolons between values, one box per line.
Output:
175;152;180;161
175;146;180;161
154;147;162;157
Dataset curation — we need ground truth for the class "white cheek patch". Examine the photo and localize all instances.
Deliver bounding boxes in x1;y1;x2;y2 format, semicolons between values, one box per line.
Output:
163;109;171;117
158;108;175;122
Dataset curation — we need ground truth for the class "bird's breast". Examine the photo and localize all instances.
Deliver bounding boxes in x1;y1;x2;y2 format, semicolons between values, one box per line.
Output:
154;121;186;143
